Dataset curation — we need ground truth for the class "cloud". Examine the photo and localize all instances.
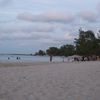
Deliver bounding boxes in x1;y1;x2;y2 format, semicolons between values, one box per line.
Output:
0;22;55;41
0;18;77;45
0;32;52;40
64;33;77;40
17;12;75;23
0;0;13;7
0;20;14;23
0;31;74;46
32;0;62;5
97;2;100;12
17;12;34;22
42;32;77;45
96;2;100;15
0;23;55;34
0;24;75;46
79;11;98;22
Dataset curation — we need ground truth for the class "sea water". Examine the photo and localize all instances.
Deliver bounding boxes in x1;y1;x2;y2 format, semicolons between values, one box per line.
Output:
0;55;68;63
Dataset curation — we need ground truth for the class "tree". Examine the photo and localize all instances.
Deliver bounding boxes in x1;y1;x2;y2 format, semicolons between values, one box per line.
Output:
96;31;100;55
46;47;59;56
75;29;99;56
60;44;75;56
34;50;46;56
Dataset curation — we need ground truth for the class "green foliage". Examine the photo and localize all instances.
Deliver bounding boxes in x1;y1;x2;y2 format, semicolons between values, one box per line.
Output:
35;29;100;56
34;50;46;56
46;47;60;56
75;29;100;56
59;45;75;56
96;34;100;55
46;45;75;56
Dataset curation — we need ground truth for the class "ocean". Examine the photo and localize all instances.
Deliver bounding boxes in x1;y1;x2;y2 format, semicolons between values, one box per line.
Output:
0;55;68;63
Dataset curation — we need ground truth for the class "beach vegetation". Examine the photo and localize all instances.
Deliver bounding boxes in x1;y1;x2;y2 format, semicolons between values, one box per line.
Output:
34;50;46;56
75;29;99;56
35;29;100;58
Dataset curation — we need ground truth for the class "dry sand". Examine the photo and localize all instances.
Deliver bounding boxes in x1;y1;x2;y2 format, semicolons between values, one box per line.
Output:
0;61;100;100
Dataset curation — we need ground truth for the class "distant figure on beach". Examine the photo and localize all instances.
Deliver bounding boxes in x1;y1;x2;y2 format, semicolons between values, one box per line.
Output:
74;57;79;62
81;56;85;61
16;57;21;60
17;57;19;60
19;57;21;60
62;56;65;62
8;57;10;60
50;55;52;62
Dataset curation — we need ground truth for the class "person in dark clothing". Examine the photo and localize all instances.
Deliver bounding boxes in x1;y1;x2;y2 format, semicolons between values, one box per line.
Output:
50;55;52;62
8;57;10;60
81;56;85;61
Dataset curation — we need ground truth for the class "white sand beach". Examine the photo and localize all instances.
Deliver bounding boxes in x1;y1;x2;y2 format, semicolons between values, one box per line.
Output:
0;61;100;100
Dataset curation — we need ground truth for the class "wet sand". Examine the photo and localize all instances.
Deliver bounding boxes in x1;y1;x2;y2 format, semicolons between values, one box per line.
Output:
0;61;100;100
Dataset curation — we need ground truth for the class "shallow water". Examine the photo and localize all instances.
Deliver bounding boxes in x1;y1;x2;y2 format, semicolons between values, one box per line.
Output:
0;55;68;63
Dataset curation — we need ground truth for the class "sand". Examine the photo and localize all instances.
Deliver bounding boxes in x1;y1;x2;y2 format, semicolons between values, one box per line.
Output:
0;61;100;100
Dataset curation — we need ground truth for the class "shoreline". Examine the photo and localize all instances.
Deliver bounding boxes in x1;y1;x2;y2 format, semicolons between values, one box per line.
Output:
0;60;99;67
0;61;68;67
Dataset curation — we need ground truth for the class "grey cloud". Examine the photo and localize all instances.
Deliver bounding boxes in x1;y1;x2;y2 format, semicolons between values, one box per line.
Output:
97;2;100;13
0;23;55;34
17;12;75;23
79;11;98;22
41;37;74;46
0;20;14;23
0;20;77;45
17;12;34;22
0;30;75;46
0;32;52;40
0;32;71;46
0;0;13;7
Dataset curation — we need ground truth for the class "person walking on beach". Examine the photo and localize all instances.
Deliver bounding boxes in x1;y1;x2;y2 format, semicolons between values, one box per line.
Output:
8;57;10;60
50;55;52;62
62;56;65;62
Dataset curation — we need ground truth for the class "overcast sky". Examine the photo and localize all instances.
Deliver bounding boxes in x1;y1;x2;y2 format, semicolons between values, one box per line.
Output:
0;0;100;53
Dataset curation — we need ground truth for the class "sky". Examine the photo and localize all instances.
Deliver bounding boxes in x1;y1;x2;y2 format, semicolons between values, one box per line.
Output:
0;0;100;54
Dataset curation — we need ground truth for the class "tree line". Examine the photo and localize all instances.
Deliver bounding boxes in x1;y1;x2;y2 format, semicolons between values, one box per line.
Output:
34;29;100;57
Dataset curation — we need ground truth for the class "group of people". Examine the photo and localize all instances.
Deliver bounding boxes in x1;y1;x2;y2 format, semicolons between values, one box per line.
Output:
49;55;100;63
16;57;21;60
74;55;100;62
8;57;21;60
